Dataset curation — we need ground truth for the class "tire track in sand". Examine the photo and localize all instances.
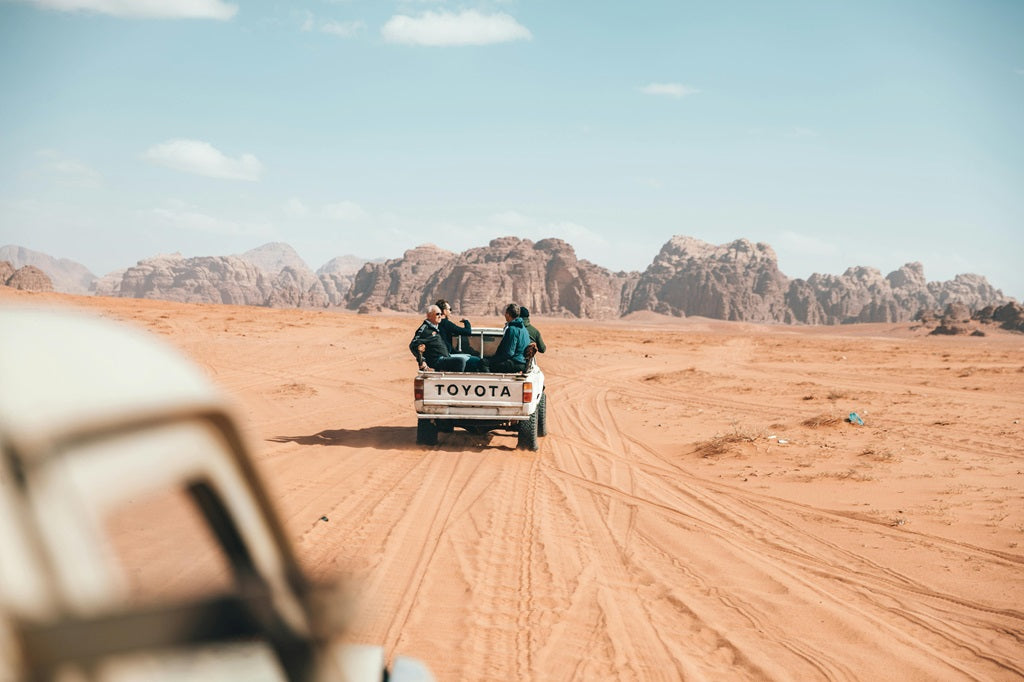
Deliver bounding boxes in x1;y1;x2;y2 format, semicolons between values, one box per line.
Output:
541;366;1024;679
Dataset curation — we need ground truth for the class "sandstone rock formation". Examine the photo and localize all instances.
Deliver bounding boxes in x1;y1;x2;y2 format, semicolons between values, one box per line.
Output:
2;264;54;292
990;302;1024;332
344;243;458;314
918;301;1024;335
264;266;332;308
0;245;95;294
342;235;1011;325
316;255;372;302
236;242;310;275
114;254;276;305
319;255;375;277
234;242;352;306
92;269;127;297
344;238;637;318
626;237;789;321
104;244;355;307
3;237;1014;326
786;266;906;324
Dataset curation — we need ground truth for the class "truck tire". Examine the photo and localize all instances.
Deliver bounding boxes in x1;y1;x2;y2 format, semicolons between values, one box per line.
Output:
416;419;438;446
517;411;538;451
537;392;548;437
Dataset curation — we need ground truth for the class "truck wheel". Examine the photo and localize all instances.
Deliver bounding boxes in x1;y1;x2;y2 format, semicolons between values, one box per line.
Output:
416;419;438;446
537;392;548;437
517;411;538;451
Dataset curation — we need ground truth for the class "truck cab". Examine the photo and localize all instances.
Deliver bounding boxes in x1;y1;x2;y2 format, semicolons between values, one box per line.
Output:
0;307;432;682
414;327;547;450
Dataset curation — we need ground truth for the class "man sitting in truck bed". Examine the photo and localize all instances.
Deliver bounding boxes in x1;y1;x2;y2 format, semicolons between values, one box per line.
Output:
410;304;482;371
482;303;531;373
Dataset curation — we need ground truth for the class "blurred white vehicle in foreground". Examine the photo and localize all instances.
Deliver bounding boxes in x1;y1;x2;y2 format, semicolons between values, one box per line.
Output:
0;307;432;682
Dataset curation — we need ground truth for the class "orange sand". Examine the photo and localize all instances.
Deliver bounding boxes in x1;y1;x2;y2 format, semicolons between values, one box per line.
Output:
4;288;1023;680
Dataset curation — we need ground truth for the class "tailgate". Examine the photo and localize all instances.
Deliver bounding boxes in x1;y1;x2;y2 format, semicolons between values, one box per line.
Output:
416;372;533;417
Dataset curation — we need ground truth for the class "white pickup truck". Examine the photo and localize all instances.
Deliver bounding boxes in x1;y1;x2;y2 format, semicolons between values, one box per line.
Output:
0;307;432;682
413;327;547;450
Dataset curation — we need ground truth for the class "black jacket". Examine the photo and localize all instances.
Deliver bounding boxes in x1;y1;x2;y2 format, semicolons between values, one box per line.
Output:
409;321;450;369
438;317;472;353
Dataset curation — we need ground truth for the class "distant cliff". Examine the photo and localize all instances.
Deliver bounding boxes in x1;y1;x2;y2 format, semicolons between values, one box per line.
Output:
3;237;1013;325
90;243;366;308
1;261;54;292
0;245;92;294
344;236;1011;324
345;238;636;318
625;237;789;321
99;249;344;308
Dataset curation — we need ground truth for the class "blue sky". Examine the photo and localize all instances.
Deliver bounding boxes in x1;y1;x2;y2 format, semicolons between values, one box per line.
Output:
1;0;1022;298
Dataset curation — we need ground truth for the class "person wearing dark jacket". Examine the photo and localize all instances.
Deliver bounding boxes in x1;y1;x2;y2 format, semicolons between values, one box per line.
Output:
483;303;531;373
519;306;546;353
434;299;473;353
409;305;469;371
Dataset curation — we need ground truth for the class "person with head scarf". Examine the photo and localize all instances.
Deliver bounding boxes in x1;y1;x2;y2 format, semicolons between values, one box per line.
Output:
519;306;546;353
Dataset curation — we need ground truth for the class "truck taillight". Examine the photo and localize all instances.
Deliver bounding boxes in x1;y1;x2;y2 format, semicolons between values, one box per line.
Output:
522;382;533;403
414;378;424;400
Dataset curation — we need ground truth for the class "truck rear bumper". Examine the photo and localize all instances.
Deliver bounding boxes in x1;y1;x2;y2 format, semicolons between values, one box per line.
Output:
416;410;529;421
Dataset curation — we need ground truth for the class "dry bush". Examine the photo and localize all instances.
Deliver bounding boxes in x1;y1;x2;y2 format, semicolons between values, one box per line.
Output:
695;434;747;458
802;414;842;428
695;422;765;458
859;447;897;462
794;468;875;483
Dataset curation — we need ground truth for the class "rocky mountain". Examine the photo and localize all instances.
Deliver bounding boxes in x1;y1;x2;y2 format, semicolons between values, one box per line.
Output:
784;263;1010;325
319;255;378;277
235;242;310;275
344;238;637;318
112;254;273;305
233;242;363;305
626;237;790;321
107;253;338;307
1;261;54;292
0;245;95;294
343;236;1011;325
3;237;1013;326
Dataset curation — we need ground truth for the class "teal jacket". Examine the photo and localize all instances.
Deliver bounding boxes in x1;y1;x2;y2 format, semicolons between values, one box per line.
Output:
491;317;530;363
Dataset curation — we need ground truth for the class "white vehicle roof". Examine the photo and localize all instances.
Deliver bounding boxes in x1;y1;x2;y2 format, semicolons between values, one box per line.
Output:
0;306;224;458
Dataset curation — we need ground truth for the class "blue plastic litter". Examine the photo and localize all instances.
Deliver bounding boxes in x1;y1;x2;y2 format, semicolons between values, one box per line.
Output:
849;412;864;426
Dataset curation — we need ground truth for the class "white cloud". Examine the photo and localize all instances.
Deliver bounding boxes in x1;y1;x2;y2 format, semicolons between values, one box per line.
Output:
321;19;365;37
149;206;272;237
299;11;365;37
786;126;819;138
284;198;310;217
546;221;609;248
36;150;102;187
489;210;533;229
483;212;608;252
777;230;838;257
143;139;263;181
640;83;699;98
323;200;369;222
381;10;531;46
21;0;237;19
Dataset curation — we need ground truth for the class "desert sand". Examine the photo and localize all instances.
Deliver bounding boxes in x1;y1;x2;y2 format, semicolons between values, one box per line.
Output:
4;288;1023;680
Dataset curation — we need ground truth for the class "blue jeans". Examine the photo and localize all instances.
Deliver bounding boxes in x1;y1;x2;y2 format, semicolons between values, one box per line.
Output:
435;355;469;371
